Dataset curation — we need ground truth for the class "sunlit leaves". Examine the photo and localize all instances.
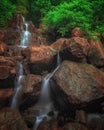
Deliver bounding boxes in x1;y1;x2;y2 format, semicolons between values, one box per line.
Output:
42;1;93;36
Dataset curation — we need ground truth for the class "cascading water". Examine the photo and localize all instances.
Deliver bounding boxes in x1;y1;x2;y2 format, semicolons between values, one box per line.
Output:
57;52;61;66
11;62;23;108
17;15;31;48
21;22;31;47
11;15;31;108
34;53;61;130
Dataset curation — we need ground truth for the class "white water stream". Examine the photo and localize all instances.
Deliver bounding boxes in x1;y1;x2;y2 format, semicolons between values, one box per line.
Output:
11;15;31;108
20;22;31;47
11;62;23;108
34;53;61;130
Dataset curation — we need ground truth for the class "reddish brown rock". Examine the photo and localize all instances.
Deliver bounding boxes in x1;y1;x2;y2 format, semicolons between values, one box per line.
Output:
0;56;16;88
0;56;16;79
29;46;54;64
51;37;89;62
51;38;68;51
52;60;104;104
88;39;104;67
23;74;43;94
22;46;56;74
71;27;83;37
0;88;13;100
0;89;13;108
0;108;29;130
0;41;7;53
19;74;43;110
67;37;89;61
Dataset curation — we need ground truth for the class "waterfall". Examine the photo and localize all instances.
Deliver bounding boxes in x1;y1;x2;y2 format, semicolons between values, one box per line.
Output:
11;62;23;108
11;15;31;108
57;52;61;66
33;72;56;130
17;15;31;48
34;53;61;130
20;22;31;47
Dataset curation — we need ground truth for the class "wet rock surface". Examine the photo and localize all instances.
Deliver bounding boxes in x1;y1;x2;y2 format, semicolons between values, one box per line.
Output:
22;46;56;74
0;89;13;109
88;39;104;67
0;108;29;130
0;56;16;88
15;74;43;111
52;60;104;104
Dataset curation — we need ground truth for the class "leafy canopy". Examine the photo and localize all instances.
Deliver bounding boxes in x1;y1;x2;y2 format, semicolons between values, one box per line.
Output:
0;0;104;38
0;0;15;27
42;0;93;36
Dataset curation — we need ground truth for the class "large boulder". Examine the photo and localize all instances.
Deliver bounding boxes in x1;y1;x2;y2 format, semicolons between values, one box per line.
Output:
51;61;104;104
29;46;54;64
71;27;83;37
51;37;89;62
22;46;56;74
0;56;16;88
51;38;68;51
23;74;42;94
88;39;104;67
67;37;89;62
0;108;29;130
0;89;13;108
19;74;43;110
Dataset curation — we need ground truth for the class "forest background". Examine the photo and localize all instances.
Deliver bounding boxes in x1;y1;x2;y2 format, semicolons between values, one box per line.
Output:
0;0;104;40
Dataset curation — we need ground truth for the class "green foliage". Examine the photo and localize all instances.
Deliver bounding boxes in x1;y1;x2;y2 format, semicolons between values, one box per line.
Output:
26;0;66;27
50;48;57;55
91;0;104;35
42;0;93;36
26;0;52;26
0;0;15;27
0;0;104;40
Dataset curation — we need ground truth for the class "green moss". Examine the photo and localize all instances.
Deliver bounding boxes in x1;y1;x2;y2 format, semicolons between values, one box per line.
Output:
50;48;58;55
82;63;94;68
5;57;15;64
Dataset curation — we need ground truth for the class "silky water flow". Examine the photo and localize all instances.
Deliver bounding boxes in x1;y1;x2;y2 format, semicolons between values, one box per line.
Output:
11;62;23;108
11;15;31;108
34;53;61;130
17;15;31;48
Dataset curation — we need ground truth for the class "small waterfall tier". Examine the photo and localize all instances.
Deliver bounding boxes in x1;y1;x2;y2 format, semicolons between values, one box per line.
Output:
20;22;31;47
11;62;23;108
17;15;31;48
34;53;61;130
